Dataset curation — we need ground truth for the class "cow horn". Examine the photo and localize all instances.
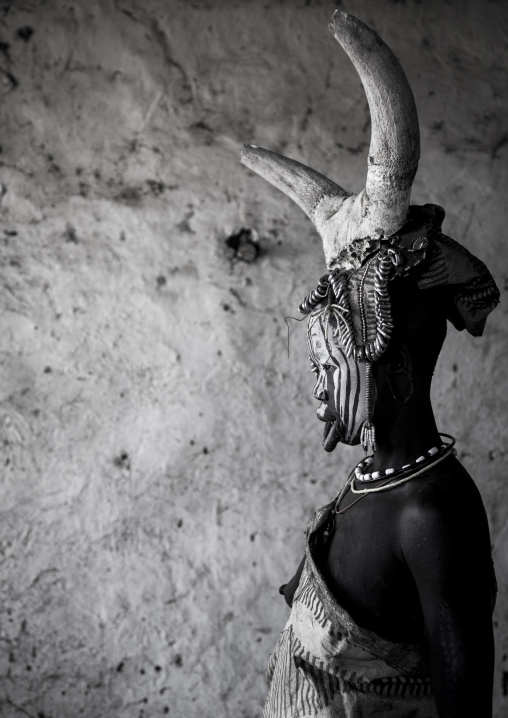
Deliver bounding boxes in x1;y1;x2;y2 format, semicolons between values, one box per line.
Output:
329;11;420;236
240;12;420;269
240;144;349;225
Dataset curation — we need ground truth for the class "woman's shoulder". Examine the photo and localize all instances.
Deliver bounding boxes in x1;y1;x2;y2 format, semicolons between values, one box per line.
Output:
400;455;491;546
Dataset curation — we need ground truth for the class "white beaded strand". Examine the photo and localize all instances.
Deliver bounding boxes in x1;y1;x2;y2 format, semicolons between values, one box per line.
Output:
354;433;456;483
350;446;456;495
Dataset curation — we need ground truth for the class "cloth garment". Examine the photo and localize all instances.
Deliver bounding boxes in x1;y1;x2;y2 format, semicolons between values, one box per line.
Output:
409;204;499;337
263;500;439;718
344;203;500;351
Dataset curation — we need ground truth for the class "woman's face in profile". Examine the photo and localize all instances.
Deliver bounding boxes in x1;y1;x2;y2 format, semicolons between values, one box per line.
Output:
308;309;368;452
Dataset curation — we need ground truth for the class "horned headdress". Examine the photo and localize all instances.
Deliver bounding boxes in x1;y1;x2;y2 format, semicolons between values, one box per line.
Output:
241;11;499;451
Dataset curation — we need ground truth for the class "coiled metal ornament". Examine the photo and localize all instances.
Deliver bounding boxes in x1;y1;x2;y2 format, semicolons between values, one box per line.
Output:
299;275;330;315
300;249;398;365
360;361;376;453
361;252;396;362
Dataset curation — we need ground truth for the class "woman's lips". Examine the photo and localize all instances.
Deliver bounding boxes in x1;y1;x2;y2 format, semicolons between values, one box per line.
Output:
323;420;342;452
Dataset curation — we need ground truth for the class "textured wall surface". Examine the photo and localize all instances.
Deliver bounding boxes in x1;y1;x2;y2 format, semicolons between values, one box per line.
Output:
0;0;507;716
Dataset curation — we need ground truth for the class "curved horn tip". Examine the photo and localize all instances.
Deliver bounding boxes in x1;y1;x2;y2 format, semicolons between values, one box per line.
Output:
240;144;262;164
331;9;349;24
329;11;377;45
329;10;357;32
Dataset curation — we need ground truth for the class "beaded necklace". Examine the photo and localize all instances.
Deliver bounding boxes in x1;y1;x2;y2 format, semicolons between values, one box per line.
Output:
354;433;456;483
332;433;456;516
350;443;455;494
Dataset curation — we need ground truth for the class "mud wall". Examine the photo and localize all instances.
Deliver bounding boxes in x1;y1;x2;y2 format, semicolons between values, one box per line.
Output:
0;0;507;716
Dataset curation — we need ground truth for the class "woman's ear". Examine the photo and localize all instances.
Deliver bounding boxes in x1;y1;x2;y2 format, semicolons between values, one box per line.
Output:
387;345;411;375
386;345;413;404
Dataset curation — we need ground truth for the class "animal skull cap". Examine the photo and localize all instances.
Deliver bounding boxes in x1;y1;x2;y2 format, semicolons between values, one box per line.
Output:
240;11;420;271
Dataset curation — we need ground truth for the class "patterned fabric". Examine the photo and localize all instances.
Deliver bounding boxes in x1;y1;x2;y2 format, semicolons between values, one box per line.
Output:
263;501;439;718
414;224;500;336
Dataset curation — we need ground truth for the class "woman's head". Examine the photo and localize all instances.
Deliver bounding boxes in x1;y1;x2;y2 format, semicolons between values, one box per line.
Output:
307;280;447;452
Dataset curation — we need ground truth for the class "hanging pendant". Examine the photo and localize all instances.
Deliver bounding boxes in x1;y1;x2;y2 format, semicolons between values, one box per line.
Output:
361;361;376;453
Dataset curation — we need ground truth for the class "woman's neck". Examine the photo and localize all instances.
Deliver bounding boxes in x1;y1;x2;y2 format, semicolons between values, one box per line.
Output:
370;400;442;474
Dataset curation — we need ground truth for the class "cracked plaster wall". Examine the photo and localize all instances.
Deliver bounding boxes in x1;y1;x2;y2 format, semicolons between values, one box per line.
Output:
0;0;507;716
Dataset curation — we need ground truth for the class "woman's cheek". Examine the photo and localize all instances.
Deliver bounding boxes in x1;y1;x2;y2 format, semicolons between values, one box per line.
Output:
332;367;341;417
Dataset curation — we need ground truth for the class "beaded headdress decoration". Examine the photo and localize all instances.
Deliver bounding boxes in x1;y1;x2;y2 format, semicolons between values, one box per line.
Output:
241;11;499;452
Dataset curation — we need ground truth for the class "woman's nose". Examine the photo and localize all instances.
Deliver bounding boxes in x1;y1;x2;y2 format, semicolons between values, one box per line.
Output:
313;373;328;401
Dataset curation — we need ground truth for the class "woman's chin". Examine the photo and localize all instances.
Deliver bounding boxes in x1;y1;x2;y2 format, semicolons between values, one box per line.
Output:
347;433;362;447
